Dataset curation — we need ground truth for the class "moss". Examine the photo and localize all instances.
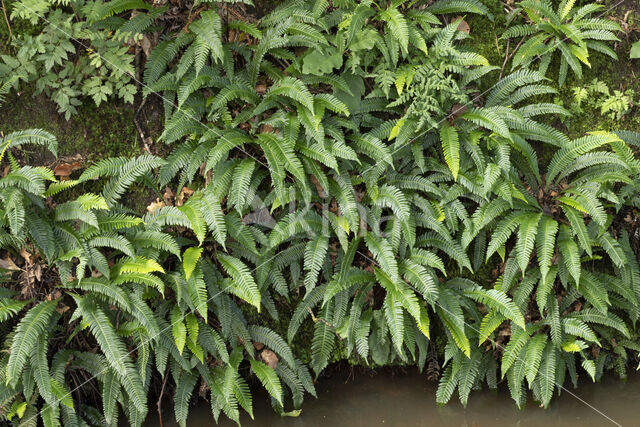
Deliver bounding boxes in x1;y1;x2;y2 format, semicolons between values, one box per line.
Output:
562;43;640;137
463;14;508;74
0;88;141;161
0;0;47;52
461;0;640;141
0;85;155;210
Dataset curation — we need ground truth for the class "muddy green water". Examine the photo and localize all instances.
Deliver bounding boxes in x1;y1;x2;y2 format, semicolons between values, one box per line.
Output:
156;369;640;426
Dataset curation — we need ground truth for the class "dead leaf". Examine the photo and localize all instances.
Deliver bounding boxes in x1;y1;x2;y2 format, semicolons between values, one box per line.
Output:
47;290;62;301
255;84;267;95
53;161;83;180
498;324;512;337
199;163;214;186
163;186;176;206
253;341;265;351
176;187;194;206
310;175;326;198
450;104;468;120
359;217;368;236
146;198;166;213
56;303;70;314
199;378;210;398
0;256;19;270
20;248;32;265
141;35;153;57
260;349;278;369
456;18;470;34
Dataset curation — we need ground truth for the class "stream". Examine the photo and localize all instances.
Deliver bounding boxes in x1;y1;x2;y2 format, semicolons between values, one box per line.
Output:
155;368;640;426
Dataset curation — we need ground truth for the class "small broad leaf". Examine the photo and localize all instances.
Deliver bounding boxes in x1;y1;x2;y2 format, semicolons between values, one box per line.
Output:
302;48;343;76
631;41;640;59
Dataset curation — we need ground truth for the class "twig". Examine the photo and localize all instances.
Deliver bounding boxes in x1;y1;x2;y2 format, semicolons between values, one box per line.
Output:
500;39;510;80
307;307;341;339
500;36;526;80
157;369;169;427
183;5;206;33
134;97;151;154
493;25;501;56
1;0;11;43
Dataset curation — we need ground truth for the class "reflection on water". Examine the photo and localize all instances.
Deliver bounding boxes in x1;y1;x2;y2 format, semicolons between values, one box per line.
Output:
156;368;640;426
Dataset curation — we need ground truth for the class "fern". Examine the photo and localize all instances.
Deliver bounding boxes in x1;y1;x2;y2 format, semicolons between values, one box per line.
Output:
6;300;57;385
1;0;639;422
72;295;146;412
440;123;460;180
505;0;620;84
250;361;283;405
217;254;261;310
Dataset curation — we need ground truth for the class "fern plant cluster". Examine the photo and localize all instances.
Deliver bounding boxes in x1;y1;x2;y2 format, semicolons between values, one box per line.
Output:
0;0;161;118
562;77;635;121
1;0;640;425
503;0;621;86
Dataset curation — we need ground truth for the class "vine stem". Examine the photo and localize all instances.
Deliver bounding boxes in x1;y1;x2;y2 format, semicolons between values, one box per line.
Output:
157;369;170;427
1;0;11;43
500;36;525;80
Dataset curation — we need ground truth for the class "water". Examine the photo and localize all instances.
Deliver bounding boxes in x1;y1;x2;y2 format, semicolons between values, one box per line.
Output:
157;368;640;426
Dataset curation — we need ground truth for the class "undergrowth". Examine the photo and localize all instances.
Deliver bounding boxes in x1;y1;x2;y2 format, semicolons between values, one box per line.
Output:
0;0;640;426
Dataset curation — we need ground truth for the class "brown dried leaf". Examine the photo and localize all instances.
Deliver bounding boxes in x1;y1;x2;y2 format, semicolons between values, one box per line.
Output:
53;161;83;180
163;186;175;205
146;198;165;213
260;349;278;369
260;124;273;134
56;303;70;314
20;248;32;265
141;34;153;57
456;18;470;34
498;324;512;337
47;290;62;301
450;104;468;120
0;256;19;271
310;175;326;198
176;187;194;206
33;264;42;282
